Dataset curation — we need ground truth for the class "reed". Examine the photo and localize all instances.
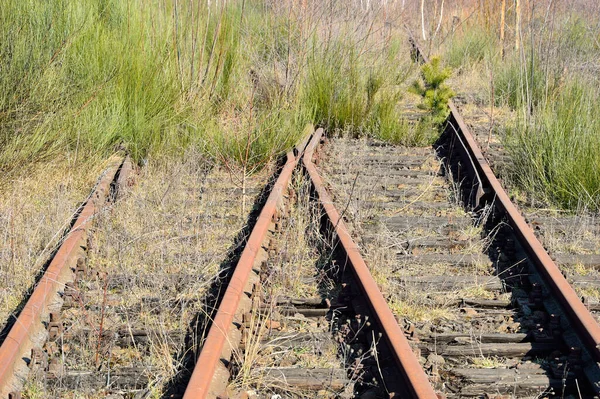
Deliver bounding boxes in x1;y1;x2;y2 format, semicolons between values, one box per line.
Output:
0;0;427;180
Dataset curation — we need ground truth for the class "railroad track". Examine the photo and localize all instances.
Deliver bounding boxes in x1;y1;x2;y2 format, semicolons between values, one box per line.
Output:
2;132;433;398
2;43;600;399
319;132;597;398
179;44;600;399
380;38;600;397
0;153;277;398
0;155;133;398
450;68;600;324
177;130;437;398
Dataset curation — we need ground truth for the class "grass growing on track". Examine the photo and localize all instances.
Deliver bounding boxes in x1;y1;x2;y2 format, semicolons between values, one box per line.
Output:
0;0;423;180
23;150;272;398
0;160;102;336
302;37;415;140
0;2;427;361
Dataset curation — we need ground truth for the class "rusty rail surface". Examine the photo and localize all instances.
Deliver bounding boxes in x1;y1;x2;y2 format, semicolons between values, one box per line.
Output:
0;155;129;397
410;37;600;361
182;136;308;398
302;129;438;399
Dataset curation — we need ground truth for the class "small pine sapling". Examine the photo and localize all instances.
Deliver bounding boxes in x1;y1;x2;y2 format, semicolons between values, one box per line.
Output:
409;56;455;126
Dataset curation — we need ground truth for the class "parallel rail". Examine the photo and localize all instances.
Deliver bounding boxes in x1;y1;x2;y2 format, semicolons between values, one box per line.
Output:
182;143;306;397
410;36;600;392
6;36;598;398
302;129;437;399
410;37;600;358
182;128;439;398
0;155;132;398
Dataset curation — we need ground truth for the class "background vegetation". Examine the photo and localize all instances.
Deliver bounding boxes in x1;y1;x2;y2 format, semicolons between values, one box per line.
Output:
0;0;427;180
4;0;598;212
408;0;600;212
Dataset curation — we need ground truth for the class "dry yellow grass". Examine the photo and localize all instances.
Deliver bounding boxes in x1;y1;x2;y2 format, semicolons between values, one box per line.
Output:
25;150;273;397
227;176;349;398
319;137;495;325
0;159;106;334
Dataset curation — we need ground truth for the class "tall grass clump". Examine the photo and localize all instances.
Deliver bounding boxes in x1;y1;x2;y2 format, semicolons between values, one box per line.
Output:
445;24;498;70
301;34;428;145
505;77;600;211
492;51;561;113
1;0;436;180
0;1;311;177
0;0;188;172
302;44;366;131
488;12;600;212
366;94;414;145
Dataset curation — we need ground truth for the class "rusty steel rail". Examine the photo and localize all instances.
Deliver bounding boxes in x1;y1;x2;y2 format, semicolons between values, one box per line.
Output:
410;38;600;361
115;155;135;199
302;129;438;399
0;155;128;397
182;136;309;398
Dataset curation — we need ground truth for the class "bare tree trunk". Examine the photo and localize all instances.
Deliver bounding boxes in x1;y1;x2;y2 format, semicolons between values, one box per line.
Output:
515;0;521;51
421;0;427;40
500;0;506;58
487;67;494;150
434;0;445;39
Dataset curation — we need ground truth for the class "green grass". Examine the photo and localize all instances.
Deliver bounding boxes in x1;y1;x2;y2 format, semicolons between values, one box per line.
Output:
302;44;367;131
301;35;433;145
444;24;498;70
434;9;600;213
1;1;426;178
505;76;600;211
0;0;187;171
491;13;600;212
0;1;302;176
492;51;561;112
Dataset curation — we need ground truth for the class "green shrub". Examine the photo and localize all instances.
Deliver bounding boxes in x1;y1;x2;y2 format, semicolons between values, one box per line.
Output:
0;0;427;178
409;56;455;126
